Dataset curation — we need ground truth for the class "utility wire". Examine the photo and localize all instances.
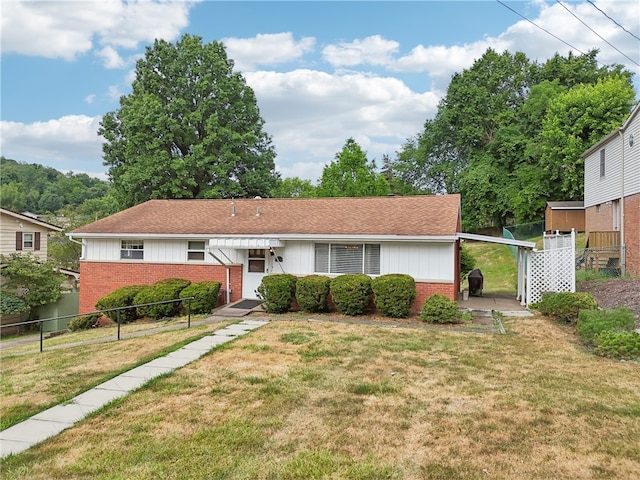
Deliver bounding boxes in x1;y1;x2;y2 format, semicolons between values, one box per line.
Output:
586;0;640;42
495;0;587;56
556;1;640;67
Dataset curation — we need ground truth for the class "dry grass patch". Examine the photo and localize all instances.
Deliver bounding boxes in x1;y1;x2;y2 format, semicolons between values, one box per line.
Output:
0;321;231;428
1;317;639;479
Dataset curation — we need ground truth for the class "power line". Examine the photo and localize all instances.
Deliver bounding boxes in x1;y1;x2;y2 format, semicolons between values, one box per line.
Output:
556;1;639;67
586;0;640;42
495;0;587;56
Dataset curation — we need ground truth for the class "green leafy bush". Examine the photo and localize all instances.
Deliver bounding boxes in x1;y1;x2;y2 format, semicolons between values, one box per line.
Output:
68;313;102;331
577;307;637;345
134;279;190;319
329;274;372;316
371;274;416;318
180;281;221;314
0;290;30;315
296;275;331;313
154;277;192;289
95;285;146;323
420;294;463;324
531;292;598;324
593;331;640;360
257;274;298;313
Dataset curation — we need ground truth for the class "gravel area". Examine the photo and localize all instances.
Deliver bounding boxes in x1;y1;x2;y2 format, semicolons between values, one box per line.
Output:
578;278;640;319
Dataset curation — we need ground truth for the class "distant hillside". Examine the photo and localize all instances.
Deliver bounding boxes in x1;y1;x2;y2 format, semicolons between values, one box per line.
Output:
0;157;111;215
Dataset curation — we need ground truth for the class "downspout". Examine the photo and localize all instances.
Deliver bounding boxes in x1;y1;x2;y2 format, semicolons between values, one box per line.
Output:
618;130;626;276
65;234;85;259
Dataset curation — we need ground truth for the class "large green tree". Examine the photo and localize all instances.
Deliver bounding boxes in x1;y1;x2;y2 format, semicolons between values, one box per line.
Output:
316;138;390;197
99;34;279;207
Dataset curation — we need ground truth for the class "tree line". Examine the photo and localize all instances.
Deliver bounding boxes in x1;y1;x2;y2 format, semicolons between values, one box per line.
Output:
2;35;636;234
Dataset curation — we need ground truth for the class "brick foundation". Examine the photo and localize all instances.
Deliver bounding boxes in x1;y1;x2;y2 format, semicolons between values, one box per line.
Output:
79;262;243;314
413;282;457;314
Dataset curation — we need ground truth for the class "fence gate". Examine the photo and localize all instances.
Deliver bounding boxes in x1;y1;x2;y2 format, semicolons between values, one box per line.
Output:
527;230;576;305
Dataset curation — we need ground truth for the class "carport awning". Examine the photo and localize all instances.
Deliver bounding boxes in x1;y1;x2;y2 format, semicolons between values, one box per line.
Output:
208;238;284;249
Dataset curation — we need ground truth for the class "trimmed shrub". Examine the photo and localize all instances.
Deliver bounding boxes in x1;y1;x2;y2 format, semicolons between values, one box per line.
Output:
531;292;598;324
68;313;102;331
296;275;331;313
154;277;192;289
593;330;640;360
329;274;372;316
134;280;189;320
577;307;637;346
371;274;416;318
420;293;462;324
95;285;146;323
0;290;29;315
180;281;221;314
257;274;298;313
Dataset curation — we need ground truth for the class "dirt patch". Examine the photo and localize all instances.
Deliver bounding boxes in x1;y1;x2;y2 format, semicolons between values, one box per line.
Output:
578;277;640;318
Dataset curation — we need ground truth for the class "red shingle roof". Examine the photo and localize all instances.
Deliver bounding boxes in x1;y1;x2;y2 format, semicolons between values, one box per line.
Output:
71;195;461;237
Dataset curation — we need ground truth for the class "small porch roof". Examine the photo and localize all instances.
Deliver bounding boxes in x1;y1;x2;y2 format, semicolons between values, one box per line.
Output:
457;233;536;250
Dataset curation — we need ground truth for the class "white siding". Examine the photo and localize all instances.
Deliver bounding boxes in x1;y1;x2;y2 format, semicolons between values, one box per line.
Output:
0;212;53;261
585;111;640;207
84;239;121;261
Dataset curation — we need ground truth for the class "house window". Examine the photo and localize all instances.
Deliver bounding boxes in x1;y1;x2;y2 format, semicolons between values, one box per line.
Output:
248;249;266;272
121;240;144;259
15;232;40;251
600;149;605;177
187;241;205;261
314;243;380;275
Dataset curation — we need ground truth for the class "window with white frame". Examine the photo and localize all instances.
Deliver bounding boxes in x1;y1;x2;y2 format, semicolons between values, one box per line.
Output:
315;243;380;275
120;240;144;259
187;241;206;261
600;149;605;177
23;233;34;249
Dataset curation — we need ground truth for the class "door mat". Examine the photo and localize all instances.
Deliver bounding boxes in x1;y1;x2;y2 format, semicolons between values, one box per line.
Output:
229;299;263;310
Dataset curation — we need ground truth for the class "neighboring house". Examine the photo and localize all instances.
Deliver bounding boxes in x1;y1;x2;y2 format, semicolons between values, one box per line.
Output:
0;208;63;261
544;201;585;233
69;195;463;314
581;102;640;277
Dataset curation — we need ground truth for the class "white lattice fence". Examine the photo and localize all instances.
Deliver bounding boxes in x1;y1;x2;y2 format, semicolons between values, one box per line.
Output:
527;233;576;305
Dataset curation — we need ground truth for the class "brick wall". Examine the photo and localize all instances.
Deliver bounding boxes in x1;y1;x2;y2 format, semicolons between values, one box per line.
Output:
624;193;640;277
79;262;243;314
413;282;456;314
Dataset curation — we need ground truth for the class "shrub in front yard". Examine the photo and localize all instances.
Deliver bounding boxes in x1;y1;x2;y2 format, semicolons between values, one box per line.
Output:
95;285;146;323
371;274;416;318
420;293;463;324
593;331;640;360
68;313;102;331
577;307;637;346
134;279;190;319
180;281;221;314
296;275;331;313
532;292;598;324
257;274;298;313
0;290;29;315
329;274;372;316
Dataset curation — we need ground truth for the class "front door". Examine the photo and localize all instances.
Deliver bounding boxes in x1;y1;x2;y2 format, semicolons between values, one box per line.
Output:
243;249;267;298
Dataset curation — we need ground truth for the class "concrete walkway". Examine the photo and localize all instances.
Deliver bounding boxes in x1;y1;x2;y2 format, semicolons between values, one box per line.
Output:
0;319;268;458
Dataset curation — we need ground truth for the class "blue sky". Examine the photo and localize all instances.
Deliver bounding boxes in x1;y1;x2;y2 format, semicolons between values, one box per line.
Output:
1;0;639;182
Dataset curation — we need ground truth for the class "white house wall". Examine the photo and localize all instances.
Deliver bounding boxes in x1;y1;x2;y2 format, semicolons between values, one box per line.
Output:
585;115;640;207
0;212;53;261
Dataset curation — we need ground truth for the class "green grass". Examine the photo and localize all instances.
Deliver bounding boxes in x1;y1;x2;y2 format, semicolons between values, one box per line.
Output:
463;240;517;294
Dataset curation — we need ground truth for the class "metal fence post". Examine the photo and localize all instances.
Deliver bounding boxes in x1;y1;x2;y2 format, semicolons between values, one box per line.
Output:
40;320;44;353
117;310;121;340
187;298;191;328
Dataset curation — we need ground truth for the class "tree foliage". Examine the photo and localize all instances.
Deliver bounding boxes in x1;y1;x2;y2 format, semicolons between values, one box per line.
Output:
0;253;66;317
99;34;279;207
316;138;390;197
390;48;635;230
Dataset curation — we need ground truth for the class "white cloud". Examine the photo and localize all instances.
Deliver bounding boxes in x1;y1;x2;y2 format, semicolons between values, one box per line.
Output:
245;69;439;180
222;33;316;72
0;116;105;177
322;35;400;67
95;46;126;69
1;0;199;62
85;94;96;105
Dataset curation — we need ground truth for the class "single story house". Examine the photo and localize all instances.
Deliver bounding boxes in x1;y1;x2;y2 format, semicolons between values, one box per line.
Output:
69;195;463;314
581;102;640;277
544;201;585;233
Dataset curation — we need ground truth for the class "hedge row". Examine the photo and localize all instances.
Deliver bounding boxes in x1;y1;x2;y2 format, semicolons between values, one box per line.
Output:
92;278;221;325
258;273;466;323
533;292;639;361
